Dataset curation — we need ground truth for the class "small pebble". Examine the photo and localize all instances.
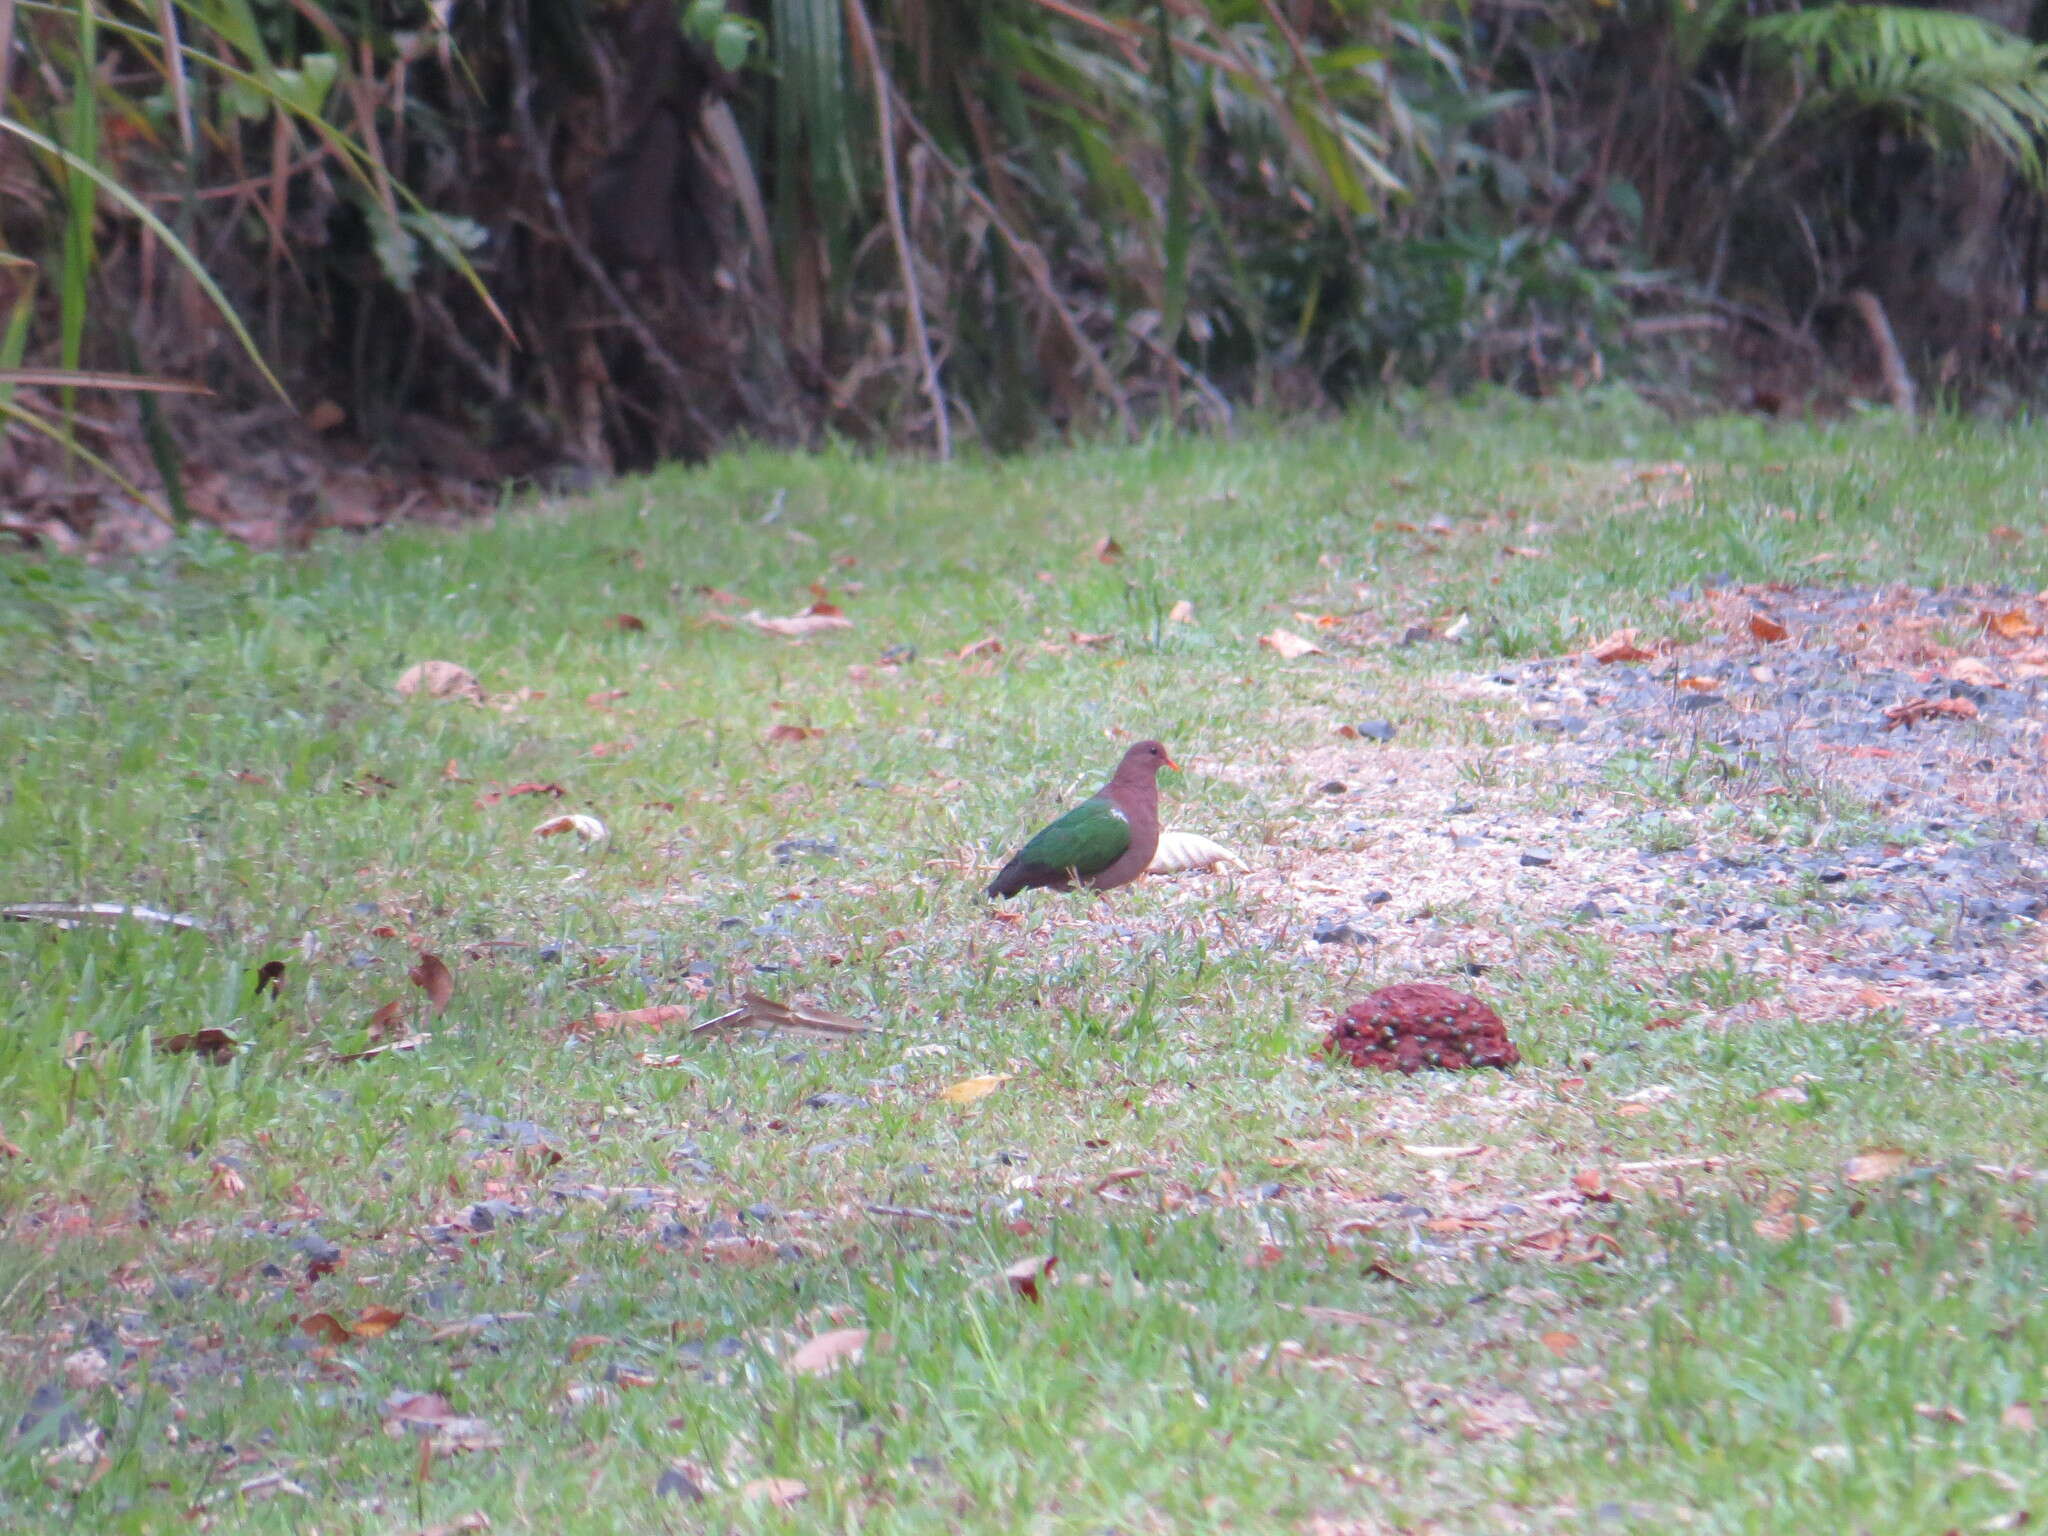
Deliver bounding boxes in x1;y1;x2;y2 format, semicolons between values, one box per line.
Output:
657;1467;705;1502
1356;720;1397;742
1319;780;1348;795
1519;849;1555;868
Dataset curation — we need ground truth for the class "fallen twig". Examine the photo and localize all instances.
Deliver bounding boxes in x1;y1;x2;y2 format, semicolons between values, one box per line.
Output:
864;1203;968;1225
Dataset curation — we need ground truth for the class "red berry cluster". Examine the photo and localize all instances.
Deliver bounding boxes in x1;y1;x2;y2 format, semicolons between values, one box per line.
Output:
1322;983;1520;1074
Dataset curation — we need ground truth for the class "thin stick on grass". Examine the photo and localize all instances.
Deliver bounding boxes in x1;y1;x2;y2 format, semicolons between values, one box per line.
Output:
845;0;950;461
881;80;1138;440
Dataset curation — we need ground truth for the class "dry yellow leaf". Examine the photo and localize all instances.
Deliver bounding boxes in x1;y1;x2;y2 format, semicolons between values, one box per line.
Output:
939;1074;1013;1105
1167;599;1195;624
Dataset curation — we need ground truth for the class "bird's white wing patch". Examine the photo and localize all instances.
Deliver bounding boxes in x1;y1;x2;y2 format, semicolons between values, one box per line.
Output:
1109;806;1129;824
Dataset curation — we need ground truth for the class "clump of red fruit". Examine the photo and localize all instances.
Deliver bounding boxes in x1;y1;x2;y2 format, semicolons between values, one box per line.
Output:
1322;983;1519;1074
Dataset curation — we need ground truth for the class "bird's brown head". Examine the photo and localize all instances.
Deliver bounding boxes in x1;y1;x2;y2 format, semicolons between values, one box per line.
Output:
1117;739;1179;779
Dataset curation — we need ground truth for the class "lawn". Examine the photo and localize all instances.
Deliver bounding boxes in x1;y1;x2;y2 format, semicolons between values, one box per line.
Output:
3;388;2047;1534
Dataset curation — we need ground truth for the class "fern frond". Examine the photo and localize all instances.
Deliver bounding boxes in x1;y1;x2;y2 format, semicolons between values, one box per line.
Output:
1749;4;2048;180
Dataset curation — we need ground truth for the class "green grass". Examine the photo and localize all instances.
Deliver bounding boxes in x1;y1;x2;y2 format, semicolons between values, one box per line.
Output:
4;389;2048;1533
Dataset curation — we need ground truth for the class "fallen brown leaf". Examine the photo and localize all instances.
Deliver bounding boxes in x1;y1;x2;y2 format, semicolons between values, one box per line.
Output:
1259;628;1326;660
1748;613;1789;643
742;1479;809;1507
351;1306;406;1339
766;723;825;742
1538;1331;1579;1357
574;1004;695;1036
533;812;608;842
1069;631;1116;648
395;661;484;702
367;999;409;1045
299;1312;353;1345
585;688;629;706
1167;599;1195;623
1091;535;1124;563
408;953;454;1014
253;960;287;998
1587;629;1656;664
606;613;646;632
788;1327;868;1375
1951;657;2005;689
1843;1148;1910;1183
1004;1254;1057;1303
1752;1211;1818;1241
1882;695;1978;731
156;1028;239;1064
955;635;1004;660
1985;608;2044;640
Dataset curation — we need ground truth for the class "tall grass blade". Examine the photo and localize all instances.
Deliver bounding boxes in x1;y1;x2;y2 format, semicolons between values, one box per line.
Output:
0;117;291;401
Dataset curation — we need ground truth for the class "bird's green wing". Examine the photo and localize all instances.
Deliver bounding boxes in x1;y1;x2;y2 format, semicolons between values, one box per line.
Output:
1008;795;1131;880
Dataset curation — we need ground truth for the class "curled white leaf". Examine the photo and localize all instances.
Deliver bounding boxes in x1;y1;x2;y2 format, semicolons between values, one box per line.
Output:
1148;831;1246;874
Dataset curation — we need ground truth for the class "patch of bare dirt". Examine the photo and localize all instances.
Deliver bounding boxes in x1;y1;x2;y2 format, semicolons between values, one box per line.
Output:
1193;582;2048;1037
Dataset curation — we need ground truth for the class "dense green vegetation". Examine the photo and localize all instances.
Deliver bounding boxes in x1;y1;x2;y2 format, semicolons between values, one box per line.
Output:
8;0;2048;495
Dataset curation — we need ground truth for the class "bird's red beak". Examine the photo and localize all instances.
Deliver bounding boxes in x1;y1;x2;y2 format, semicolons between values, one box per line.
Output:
1164;754;1181;772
